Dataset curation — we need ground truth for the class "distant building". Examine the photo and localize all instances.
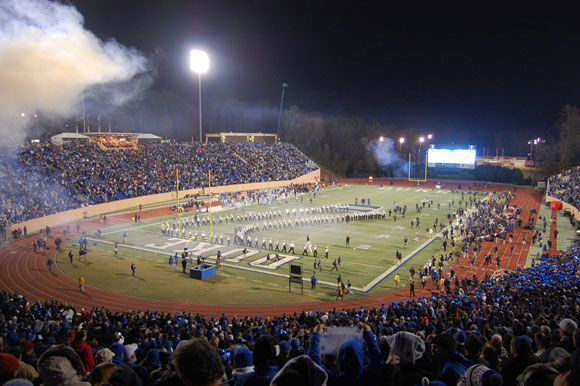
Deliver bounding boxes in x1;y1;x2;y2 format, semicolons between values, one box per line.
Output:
476;156;529;169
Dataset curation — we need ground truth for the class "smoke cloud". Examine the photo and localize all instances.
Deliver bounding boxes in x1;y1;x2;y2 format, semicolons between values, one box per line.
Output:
0;0;150;141
368;137;410;177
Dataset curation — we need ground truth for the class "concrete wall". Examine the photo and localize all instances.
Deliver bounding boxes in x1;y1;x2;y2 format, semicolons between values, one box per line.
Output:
9;169;320;234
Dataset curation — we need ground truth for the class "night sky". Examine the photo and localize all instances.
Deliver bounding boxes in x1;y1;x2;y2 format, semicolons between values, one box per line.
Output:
69;1;580;154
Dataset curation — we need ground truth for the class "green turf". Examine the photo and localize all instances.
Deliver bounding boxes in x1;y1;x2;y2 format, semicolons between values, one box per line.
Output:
58;184;476;305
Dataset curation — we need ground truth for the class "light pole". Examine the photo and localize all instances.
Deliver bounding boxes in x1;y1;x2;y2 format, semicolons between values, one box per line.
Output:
276;83;288;140
190;49;209;143
399;137;405;152
418;136;425;164
527;138;534;179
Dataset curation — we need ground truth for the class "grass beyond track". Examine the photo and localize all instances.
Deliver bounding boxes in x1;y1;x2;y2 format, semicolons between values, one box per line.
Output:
57;184;480;305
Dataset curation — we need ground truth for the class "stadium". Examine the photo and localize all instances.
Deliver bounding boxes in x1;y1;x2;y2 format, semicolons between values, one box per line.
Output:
1;2;580;386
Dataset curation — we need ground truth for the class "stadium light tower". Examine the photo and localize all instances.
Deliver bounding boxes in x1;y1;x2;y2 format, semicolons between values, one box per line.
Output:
276;83;288;140
399;137;405;151
190;49;209;143
418;136;425;163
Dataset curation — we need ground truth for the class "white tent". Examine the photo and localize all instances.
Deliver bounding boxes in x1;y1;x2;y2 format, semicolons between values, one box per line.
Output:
51;132;90;145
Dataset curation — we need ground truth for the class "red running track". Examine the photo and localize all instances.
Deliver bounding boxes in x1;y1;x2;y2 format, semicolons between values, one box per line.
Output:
0;181;545;318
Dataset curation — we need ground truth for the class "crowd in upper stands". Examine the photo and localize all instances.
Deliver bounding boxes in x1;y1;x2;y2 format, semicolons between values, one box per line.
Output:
0;239;579;386
548;166;580;211
0;142;315;225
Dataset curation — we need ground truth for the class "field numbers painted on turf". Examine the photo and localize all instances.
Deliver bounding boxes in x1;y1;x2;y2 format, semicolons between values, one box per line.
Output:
249;254;302;270
392;226;406;230
225;249;260;263
145;238;186;249
204;248;258;263
374;234;392;239
173;242;219;256
353;244;371;250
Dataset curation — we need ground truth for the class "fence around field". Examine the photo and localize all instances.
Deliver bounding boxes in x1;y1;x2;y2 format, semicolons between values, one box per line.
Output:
9;169;320;234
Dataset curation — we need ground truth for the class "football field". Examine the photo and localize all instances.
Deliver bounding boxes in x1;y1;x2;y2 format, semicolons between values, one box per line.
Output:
57;184;474;305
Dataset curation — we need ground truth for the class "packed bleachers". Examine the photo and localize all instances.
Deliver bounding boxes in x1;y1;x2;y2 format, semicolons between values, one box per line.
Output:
0;142;315;225
0;241;579;386
548;166;580;210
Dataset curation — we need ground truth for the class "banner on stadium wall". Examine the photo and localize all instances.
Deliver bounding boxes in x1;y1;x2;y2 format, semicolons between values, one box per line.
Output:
319;326;362;355
550;201;563;210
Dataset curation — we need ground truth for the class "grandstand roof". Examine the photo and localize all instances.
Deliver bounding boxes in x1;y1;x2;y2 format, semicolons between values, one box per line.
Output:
50;132;90;144
130;133;162;139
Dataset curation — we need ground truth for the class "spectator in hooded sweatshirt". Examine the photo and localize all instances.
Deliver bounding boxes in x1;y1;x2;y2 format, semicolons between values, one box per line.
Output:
386;331;438;386
72;330;95;373
430;333;473;386
235;335;280;386
307;323;382;386
456;364;503;386
124;343;149;384
270;355;328;386
37;345;91;386
226;346;253;385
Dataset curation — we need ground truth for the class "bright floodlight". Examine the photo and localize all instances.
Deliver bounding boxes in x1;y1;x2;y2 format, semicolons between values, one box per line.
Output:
379;136;384;142
190;49;209;73
427;134;433;140
399;137;405;144
21;113;25;117
419;136;425;143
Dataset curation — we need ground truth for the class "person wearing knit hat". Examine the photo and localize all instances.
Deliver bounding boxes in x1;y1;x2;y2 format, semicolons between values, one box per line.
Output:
279;340;291;361
270;355;328;386
227;346;253;384
7;346;38;381
289;338;304;358
109;342;125;365
94;348;114;364
457;364;503;386
386;331;426;365
235;335;280;385
431;333;473;386
124;343;139;363
0;353;20;384
37;345;90;386
555;319;577;353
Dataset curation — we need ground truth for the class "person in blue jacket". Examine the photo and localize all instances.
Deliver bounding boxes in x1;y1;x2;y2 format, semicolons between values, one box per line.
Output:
235;335;280;386
307;323;382;386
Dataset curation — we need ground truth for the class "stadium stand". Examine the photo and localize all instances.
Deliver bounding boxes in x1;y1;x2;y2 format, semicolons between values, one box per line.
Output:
0;241;578;385
0;142;315;225
548;166;580;211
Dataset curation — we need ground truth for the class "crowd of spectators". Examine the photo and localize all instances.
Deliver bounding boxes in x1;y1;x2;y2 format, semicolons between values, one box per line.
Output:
0;239;579;385
95;136;138;150
0;142;315;225
548;166;580;211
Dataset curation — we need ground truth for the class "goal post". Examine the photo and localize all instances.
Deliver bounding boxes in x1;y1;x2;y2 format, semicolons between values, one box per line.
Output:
408;153;427;182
